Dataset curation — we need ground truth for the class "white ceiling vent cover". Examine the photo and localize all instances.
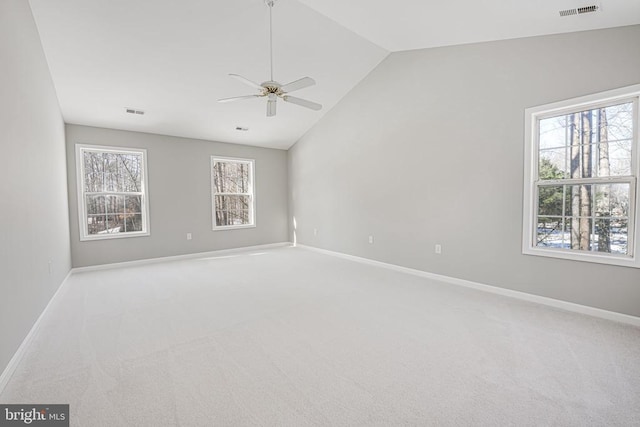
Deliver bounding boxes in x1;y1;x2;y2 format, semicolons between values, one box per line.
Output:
125;108;145;115
559;4;600;17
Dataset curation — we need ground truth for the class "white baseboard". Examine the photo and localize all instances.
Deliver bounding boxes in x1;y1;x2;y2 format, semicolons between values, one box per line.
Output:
72;242;292;273
0;269;73;394
295;244;640;327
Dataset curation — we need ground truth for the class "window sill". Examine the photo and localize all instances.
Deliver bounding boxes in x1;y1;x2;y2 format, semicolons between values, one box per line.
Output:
523;246;638;268
80;231;150;242
212;224;256;232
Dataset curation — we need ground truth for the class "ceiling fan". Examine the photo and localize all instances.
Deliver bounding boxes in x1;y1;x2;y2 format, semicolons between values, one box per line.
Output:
218;0;322;117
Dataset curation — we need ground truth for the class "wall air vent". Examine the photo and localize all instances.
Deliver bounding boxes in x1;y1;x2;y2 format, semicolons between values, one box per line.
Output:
559;4;599;17
125;108;145;115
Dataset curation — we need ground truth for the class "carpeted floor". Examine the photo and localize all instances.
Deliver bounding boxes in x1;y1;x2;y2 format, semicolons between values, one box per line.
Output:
1;246;639;426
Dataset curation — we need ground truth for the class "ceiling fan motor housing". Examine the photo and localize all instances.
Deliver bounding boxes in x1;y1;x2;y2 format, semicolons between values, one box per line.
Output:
262;81;283;96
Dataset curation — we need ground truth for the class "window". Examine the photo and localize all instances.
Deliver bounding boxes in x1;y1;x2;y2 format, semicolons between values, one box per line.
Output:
211;157;255;230
523;84;640;267
76;144;150;241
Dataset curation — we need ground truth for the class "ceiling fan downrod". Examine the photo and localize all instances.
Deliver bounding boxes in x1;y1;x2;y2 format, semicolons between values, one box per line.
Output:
266;0;277;81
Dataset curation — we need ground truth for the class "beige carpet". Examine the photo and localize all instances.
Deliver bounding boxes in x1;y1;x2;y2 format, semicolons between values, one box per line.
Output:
1;246;639;426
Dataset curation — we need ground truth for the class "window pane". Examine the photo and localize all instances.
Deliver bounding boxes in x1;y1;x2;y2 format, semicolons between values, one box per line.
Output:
228;210;243;225
539;149;566;179
568;142;597;179
116;153;143;192
566;184;592;218
539;116;569;150
536;217;565;248
594;218;628;255
86;195;105;215
215;210;227;227
123;213;143;233
213;161;251;194
603;140;633;177
594;184;630;218
566;217;593;252
101;215;123;234
87;214;106;235
105;195;125;214
538;186;564;216
604;103;633;141
83;151;112;192
611;220;629;255
96;153;118;192
125;195;142;214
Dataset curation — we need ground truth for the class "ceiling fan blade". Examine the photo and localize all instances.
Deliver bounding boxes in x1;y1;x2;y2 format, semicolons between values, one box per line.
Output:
281;77;316;93
217;94;262;103
283;95;322;111
229;74;264;90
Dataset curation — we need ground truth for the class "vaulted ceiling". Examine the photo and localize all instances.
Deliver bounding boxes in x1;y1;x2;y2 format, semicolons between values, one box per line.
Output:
29;0;640;149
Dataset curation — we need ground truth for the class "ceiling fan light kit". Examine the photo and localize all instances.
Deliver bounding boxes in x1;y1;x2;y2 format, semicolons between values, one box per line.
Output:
218;0;322;117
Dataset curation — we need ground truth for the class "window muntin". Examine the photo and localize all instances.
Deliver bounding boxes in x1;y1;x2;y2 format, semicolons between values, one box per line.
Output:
211;157;255;229
523;85;639;267
76;145;150;241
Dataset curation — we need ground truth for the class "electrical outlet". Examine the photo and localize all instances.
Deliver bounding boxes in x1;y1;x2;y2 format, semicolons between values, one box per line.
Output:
368;235;374;244
186;233;192;240
48;260;53;275
435;244;442;254
313;228;318;236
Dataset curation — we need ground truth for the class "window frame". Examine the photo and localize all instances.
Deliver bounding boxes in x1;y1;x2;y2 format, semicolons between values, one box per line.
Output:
75;144;151;241
210;156;256;231
522;84;640;268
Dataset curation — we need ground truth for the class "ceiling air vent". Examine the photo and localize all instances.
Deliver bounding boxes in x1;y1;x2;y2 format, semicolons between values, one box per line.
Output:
559;4;599;17
559;8;578;16
125;108;145;115
577;5;599;13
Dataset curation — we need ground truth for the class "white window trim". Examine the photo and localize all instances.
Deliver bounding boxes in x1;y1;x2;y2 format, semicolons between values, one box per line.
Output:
76;144;151;241
211;156;256;231
522;84;640;268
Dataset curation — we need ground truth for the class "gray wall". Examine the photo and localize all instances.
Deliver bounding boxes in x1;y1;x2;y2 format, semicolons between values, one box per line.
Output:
0;1;71;372
66;125;289;267
289;25;640;317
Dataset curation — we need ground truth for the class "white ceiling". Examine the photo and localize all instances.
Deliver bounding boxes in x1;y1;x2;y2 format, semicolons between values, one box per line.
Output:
29;0;640;150
296;0;640;51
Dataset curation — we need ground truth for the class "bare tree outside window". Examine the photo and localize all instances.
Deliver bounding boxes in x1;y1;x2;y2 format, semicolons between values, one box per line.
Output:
77;145;149;240
211;158;254;229
535;102;633;255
